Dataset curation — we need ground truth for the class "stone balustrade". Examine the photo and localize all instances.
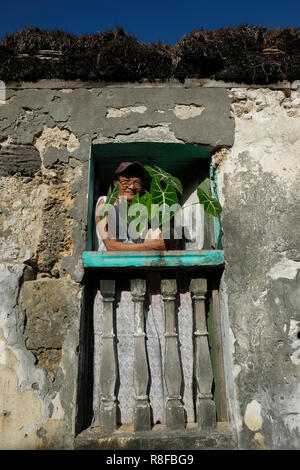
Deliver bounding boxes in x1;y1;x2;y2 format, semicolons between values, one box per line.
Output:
97;274;222;432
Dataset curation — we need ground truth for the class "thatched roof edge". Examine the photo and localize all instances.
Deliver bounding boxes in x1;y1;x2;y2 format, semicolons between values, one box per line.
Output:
0;25;299;84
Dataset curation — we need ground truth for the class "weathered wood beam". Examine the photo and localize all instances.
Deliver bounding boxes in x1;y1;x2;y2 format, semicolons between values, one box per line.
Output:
212;283;228;422
82;250;225;268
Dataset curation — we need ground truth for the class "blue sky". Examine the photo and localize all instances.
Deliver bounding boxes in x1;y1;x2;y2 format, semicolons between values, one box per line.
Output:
1;0;299;45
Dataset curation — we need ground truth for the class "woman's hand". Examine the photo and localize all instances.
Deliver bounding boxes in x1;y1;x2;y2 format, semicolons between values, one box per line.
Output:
145;232;178;250
96;199;178;251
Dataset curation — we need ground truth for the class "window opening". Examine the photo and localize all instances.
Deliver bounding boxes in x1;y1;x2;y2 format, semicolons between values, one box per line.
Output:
84;142;223;265
77;142;227;436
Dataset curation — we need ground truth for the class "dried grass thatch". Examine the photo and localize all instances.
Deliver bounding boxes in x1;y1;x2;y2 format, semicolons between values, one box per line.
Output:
0;25;299;84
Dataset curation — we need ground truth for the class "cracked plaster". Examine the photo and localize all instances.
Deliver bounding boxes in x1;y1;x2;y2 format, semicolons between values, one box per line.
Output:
218;87;300;449
0;83;299;449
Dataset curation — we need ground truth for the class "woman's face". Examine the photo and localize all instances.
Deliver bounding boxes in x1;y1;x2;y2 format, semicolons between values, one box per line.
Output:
115;172;144;203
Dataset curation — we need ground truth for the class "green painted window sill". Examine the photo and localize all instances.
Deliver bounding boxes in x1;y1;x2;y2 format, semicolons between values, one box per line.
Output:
82;250;224;268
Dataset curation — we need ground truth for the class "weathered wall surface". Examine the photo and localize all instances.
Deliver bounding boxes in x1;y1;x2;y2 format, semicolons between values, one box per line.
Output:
0;84;234;449
0;264;82;449
217;88;300;449
0;81;299;449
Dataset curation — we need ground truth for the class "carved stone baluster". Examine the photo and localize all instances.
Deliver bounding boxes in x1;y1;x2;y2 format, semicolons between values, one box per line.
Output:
190;278;216;429
161;279;185;430
99;279;117;432
131;279;151;431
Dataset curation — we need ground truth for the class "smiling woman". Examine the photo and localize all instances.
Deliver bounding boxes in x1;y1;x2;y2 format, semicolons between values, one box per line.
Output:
95;161;176;252
92;161;197;427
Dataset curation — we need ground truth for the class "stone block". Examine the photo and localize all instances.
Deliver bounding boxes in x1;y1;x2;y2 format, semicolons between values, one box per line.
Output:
19;278;79;352
0;144;40;176
43;147;69;167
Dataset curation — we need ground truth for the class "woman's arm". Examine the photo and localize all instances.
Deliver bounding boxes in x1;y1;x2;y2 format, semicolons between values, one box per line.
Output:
96;199;169;251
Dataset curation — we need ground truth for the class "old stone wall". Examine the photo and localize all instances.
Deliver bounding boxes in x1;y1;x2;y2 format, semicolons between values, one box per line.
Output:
0;80;299;449
0;83;233;449
217;87;300;449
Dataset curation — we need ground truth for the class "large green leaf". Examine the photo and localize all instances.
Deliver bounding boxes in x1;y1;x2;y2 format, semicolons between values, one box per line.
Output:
129;192;140;207
128;192;148;235
99;184;120;220
197;186;222;219
140;191;153;221
151;177;179;225
144;165;183;194
129;191;156;222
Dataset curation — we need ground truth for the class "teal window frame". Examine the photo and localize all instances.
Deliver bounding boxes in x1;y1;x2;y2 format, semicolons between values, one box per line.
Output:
83;142;223;268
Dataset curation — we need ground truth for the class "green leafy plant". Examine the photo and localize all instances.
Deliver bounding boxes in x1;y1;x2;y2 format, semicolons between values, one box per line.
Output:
123;166;182;230
144;165;183;195
101;165;222;236
143;165;222;226
196;186;222;219
99;183;120;220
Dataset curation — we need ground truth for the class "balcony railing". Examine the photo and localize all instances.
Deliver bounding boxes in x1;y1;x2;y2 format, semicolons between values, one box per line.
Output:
84;251;227;434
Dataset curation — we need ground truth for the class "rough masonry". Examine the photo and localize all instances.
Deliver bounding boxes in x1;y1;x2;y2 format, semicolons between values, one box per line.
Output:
0;80;299;449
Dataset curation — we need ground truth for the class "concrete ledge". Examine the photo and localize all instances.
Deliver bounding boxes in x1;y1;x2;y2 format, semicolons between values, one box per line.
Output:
4;78;293;90
75;423;238;450
82;250;224;269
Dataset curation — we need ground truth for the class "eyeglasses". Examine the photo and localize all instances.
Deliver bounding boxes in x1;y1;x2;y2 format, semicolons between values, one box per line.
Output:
118;178;143;189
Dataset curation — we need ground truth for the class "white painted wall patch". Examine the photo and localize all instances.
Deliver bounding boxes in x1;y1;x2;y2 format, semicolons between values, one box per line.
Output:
268;259;300;281
172;104;205;120
291;340;300;365
106;106;147;118
0;340;7;365
244;400;263;431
